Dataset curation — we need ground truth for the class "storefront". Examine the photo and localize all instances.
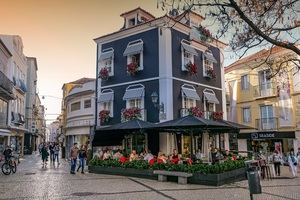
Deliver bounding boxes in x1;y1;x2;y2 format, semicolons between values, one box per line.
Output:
238;131;295;155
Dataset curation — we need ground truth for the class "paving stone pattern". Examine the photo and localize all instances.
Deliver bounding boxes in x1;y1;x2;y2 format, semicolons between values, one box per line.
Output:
0;154;300;200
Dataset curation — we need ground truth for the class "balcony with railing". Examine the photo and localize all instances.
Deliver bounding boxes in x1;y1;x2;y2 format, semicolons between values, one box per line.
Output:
254;82;277;98
0;71;14;100
121;108;147;122
255;117;278;131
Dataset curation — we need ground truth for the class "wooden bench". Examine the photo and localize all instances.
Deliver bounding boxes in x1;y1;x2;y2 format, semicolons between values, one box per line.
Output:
153;170;193;184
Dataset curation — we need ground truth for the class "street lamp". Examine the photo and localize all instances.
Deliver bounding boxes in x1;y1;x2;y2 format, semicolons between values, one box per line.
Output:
151;91;164;113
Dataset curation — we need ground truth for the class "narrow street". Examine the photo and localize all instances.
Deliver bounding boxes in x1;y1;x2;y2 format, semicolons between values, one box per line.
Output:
0;154;299;200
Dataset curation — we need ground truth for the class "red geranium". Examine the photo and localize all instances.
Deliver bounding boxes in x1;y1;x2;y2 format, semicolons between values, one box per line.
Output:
187;158;193;165
127;62;139;76
171;158;179;164
149;158;156;166
99;67;109;80
185;62;197;75
99;110;110;124
206;67;216;79
157;159;164;164
119;156;128;164
188;107;203;118
212;111;223;120
121;107;141;121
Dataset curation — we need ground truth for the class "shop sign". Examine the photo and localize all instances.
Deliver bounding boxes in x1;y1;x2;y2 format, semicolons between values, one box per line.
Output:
251;133;275;139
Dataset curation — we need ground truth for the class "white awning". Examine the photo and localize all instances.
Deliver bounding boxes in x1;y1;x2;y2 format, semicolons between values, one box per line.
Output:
203;91;219;104
123;87;144;100
99;92;114;102
182;43;197;55
123;42;143;56
0;129;10;137
182;88;200;100
204;52;217;63
99;51;113;60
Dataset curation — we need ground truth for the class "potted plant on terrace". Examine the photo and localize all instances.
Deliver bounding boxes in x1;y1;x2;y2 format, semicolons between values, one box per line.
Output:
206;67;216;79
185;62;197;76
188;107;203;118
127;62;139;76
121;107;141;121
198;25;212;42
99;67;109;80
99;110;111;125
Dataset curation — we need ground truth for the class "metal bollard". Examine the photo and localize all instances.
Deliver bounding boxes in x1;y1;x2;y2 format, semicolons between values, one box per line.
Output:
247;170;262;200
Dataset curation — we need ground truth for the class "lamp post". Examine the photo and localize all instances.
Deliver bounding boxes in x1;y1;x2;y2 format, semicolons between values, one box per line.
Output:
151;92;165;120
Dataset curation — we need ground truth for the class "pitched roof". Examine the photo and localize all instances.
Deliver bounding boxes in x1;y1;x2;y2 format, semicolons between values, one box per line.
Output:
120;7;155;19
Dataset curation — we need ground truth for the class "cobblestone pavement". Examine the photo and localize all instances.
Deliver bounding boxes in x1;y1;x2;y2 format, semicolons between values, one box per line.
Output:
0;154;300;200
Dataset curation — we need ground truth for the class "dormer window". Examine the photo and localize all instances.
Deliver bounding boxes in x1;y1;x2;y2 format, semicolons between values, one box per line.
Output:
128;18;136;27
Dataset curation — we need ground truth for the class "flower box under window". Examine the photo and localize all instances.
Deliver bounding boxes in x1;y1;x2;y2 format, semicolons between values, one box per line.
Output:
99;110;111;125
121;107;142;121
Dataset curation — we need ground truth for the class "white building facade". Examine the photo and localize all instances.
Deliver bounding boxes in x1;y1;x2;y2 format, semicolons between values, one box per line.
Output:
65;80;95;157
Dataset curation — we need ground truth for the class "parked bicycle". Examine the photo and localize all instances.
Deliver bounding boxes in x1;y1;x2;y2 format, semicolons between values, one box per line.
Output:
1;156;17;175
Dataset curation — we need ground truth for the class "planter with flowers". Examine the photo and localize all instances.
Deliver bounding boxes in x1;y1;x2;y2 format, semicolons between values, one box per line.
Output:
99;67;109;80
99;110;111;125
185;62;197;76
212;111;223;120
188;107;203;118
121;107;142;121
127;62;139;76
198;26;212;42
206;68;216;79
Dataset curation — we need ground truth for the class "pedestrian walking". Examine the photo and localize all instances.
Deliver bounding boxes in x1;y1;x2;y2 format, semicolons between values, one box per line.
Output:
70;143;79;174
77;145;87;174
288;149;298;178
297;148;300;169
41;144;49;168
49;143;54;162
53;143;60;165
272;150;282;176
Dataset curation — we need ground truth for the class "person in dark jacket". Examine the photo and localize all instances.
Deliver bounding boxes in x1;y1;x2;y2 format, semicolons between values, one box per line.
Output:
41;144;49;168
77;145;87;174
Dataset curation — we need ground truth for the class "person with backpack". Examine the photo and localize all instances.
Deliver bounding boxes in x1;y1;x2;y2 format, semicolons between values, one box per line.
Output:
3;145;12;161
288;149;298;178
77;145;87;174
53;143;60;165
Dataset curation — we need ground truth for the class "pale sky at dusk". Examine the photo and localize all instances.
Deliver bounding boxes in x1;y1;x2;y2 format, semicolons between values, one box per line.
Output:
1;0;165;124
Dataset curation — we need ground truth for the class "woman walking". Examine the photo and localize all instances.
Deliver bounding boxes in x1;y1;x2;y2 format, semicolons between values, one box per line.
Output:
77;145;87;174
288;149;298;178
272;150;282;176
41;144;49;168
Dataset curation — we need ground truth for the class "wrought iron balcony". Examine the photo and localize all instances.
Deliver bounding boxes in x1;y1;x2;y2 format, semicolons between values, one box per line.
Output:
253;82;277;98
255;117;278;131
0;71;14;100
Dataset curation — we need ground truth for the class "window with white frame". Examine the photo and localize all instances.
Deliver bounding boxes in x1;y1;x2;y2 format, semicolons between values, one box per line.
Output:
242;107;251;123
203;57;213;77
241;75;249;90
127;99;142;109
84;99;91;109
70;102;81;112
183;97;196;109
99;48;114;76
124;40;144;71
123;84;145;110
181;40;196;71
99;89;114;117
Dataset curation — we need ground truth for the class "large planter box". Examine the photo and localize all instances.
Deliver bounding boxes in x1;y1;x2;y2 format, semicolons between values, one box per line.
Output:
189;167;246;186
89;165;246;186
89;166;157;180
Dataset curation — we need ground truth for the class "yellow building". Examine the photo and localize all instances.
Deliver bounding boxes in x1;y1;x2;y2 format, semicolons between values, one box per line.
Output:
225;46;300;156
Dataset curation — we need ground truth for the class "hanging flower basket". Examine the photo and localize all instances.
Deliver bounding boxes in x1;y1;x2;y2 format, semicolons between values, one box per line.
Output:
121;107;141;121
188;107;203;118
185;62;197;76
198;26;212;42
206;68;216;79
99;67;109;80
127;62;139;76
99;110;111;125
212;111;223;120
